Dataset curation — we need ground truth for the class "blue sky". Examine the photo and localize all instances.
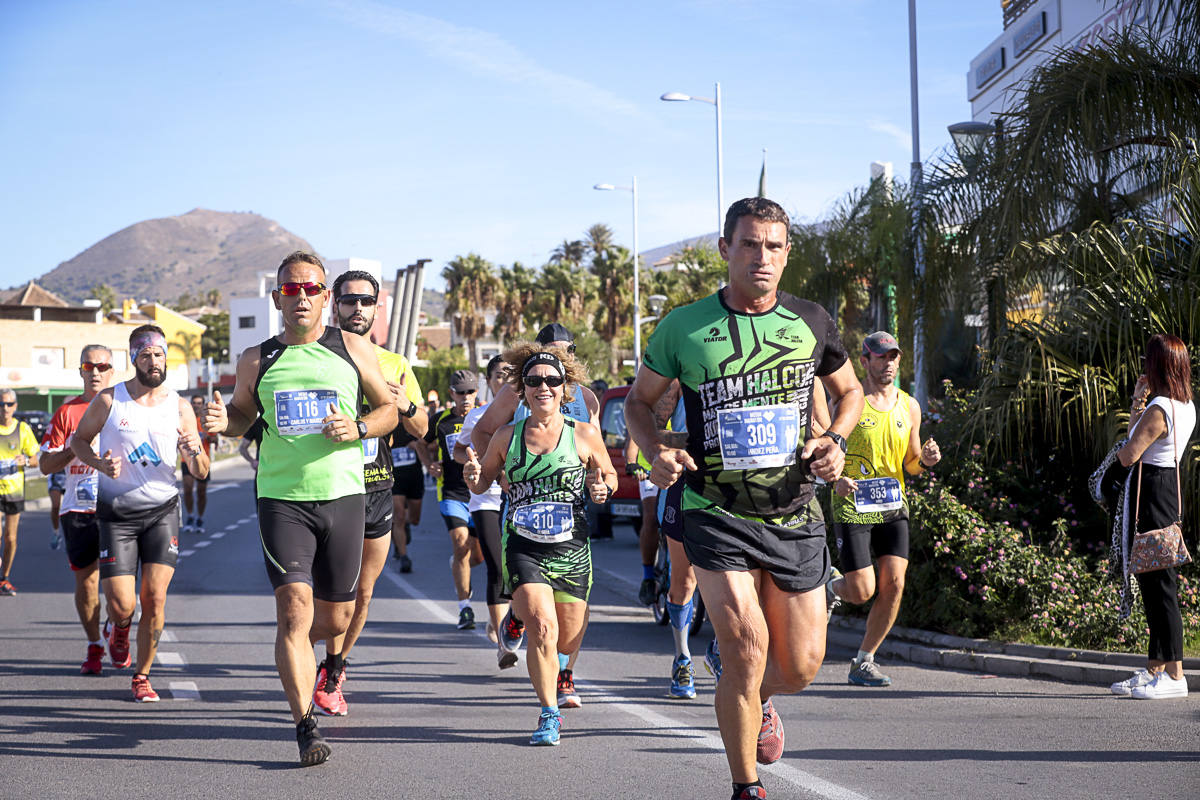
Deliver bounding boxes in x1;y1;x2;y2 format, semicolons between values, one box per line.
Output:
0;0;998;293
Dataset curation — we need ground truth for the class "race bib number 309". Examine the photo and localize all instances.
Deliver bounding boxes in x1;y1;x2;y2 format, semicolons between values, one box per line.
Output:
275;389;338;436
717;404;801;470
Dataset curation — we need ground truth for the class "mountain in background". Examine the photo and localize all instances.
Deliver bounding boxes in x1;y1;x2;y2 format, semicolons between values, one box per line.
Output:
33;209;316;304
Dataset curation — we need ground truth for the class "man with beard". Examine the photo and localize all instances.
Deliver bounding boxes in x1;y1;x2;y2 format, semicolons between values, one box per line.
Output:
39;345;115;674
199;251;397;766
70;325;209;702
311;269;427;717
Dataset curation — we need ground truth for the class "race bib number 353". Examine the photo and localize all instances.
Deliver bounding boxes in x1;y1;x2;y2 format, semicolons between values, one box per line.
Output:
717;404;801;470
853;477;903;513
275;389;338;436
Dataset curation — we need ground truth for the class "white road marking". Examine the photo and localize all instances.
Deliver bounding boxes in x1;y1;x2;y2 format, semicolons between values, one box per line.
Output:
179;549;195;557
209;532;226;539
193;540;212;548
160;630;177;642
381;569;870;800
168;681;200;701
224;524;239;531
206;484;237;494
156;651;186;667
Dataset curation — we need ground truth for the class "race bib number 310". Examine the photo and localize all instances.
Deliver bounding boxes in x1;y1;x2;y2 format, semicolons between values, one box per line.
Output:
275;389;338;436
512;501;575;544
717;404;801;470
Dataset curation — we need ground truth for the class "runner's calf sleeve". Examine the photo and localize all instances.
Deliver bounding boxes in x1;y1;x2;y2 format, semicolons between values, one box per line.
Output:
667;600;693;631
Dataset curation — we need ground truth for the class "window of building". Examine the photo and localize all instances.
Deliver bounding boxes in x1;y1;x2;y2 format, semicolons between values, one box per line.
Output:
32;346;65;368
112;349;129;371
238;316;257;329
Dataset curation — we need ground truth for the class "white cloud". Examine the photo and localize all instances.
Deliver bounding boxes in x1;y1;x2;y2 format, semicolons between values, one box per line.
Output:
319;0;646;123
867;120;912;152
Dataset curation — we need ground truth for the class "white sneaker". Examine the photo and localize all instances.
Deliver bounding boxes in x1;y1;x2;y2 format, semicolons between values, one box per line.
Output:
1131;672;1189;700
1110;668;1155;696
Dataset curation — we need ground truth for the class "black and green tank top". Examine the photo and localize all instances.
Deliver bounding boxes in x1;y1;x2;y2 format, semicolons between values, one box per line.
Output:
642;289;848;526
253;327;365;501
503;417;587;544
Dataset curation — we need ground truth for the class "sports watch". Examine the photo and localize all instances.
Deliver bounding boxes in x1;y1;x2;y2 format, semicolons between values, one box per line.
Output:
401;400;419;418
355;420;369;440
823;430;848;453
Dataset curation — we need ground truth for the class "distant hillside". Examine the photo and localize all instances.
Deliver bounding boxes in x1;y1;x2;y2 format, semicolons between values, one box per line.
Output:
36;209;317;304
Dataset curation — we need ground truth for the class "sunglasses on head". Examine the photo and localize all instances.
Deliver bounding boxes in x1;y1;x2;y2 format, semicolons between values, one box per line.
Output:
278;281;326;297
524;375;564;389
81;362;114;372
337;293;377;307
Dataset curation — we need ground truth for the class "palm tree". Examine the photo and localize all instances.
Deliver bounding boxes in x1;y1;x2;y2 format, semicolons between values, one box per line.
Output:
584;224;613;260
493;262;536;346
550;239;587;267
590;245;635;375
531;261;593;327
442;253;500;370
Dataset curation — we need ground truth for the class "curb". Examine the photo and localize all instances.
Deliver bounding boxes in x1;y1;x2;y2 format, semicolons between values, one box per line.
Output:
828;616;1200;690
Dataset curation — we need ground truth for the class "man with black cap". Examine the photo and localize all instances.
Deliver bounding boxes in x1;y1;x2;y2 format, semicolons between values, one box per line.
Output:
828;331;940;687
422;369;483;630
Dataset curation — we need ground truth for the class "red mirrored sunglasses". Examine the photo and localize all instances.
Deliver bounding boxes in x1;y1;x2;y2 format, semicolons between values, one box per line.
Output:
278;281;327;297
81;362;114;372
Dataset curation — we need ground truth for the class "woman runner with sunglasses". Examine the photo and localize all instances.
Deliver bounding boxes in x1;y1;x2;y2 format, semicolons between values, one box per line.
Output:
463;343;617;745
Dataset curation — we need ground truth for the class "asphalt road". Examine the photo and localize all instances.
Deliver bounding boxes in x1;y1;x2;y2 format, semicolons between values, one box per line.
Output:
2;461;1195;800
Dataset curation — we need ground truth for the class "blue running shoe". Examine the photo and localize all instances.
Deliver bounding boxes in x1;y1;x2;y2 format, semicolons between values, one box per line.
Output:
669;654;696;699
530;709;561;746
704;638;722;682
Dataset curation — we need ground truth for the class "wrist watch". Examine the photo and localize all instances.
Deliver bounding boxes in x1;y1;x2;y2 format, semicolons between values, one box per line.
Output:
823;430;848;453
401;400;419;418
355;420;368;440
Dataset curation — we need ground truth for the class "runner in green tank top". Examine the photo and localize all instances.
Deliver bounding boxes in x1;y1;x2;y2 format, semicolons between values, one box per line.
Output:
200;251;397;767
463;342;617;747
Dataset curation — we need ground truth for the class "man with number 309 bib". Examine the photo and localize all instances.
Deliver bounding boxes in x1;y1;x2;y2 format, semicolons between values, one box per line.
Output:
828;331;940;688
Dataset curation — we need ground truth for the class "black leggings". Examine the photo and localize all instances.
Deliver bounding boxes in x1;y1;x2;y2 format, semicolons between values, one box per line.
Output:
1133;464;1185;663
472;508;506;606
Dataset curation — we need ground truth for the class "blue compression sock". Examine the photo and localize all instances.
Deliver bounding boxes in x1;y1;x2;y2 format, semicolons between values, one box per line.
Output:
643;564;656;581
667;600;693;631
558;652;569;671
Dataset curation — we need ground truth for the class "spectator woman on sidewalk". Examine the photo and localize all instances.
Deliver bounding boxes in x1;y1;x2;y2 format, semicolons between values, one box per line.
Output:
1108;334;1195;700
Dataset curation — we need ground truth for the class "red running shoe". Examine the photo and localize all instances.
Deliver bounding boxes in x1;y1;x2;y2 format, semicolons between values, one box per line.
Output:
106;620;132;669
131;674;160;702
312;659;348;716
734;786;768;799
81;643;105;675
756;699;785;764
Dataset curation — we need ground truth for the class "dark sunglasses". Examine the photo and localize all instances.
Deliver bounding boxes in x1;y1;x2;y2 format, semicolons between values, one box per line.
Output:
567;344;577;354
81;362;114;372
452;388;476;396
1;401;15;407
278;281;326;297
337;293;377;307
524;375;565;389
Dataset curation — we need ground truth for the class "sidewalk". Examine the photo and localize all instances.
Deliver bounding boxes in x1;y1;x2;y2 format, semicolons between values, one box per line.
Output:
828;616;1200;690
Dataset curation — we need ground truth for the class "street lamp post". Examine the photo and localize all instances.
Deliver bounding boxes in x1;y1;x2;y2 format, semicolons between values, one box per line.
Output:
594;178;641;368
661;82;724;237
908;0;928;409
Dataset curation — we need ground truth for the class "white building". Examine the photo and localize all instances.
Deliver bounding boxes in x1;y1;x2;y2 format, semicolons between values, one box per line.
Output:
969;0;1179;122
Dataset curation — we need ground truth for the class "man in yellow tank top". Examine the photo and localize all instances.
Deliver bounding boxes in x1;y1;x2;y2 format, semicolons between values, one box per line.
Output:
829;331;940;687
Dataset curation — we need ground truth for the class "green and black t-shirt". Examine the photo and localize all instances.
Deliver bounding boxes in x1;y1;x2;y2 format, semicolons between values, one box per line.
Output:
642;289;847;526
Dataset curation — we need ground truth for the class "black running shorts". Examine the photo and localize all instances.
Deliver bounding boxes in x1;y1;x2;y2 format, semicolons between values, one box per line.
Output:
258;494;365;602
0;498;25;515
834;518;910;572
391;462;425;500
364;488;393;540
181;462;209;483
504;535;592;603
98;497;181;579
659;480;685;543
681;504;830;593
61;511;100;570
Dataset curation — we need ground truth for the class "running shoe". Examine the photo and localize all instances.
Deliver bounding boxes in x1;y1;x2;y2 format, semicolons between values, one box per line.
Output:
1131;672;1189;700
183;516;194;534
497;641;518;670
1110;668;1155;696
639;577;657;606
499;608;525;654
733;785;768;800
106;620;132;668
669;654;696;699
0;579;16;596
556;668;581;709
756;699;785;764
704;638;722;682
296;709;332;766
131;674;160;703
826;567;842;621
193;518;204;535
399;555;413;573
457;606;476;630
312;658;348;716
848;658;893;687
81;643;105;675
529;709;562;746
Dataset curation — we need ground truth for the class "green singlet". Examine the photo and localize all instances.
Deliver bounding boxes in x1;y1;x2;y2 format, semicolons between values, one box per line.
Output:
642;289;848;527
253;327;365;502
